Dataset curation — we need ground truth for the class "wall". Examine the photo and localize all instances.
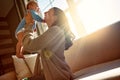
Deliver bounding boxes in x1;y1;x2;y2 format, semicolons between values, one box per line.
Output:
0;1;21;75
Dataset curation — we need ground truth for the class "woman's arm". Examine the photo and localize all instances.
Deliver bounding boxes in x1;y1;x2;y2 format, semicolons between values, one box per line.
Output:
22;24;63;53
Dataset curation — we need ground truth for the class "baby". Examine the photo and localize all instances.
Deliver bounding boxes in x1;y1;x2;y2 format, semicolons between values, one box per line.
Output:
15;1;44;58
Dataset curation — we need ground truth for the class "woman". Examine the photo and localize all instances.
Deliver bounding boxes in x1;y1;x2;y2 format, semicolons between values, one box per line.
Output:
22;7;75;80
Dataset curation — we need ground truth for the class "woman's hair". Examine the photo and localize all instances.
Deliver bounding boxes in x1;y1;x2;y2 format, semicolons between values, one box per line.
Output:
52;7;75;50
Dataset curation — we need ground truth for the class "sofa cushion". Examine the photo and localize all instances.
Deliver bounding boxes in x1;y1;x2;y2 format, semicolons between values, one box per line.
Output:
74;59;120;79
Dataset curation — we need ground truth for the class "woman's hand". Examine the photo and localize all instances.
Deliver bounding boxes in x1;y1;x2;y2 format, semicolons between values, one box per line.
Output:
25;11;34;24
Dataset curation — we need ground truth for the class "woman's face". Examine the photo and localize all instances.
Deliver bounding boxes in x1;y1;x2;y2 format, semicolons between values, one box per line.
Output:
44;8;57;27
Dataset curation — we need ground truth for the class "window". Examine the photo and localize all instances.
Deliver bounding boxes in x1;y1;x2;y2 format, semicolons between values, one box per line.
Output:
77;0;120;34
38;0;68;14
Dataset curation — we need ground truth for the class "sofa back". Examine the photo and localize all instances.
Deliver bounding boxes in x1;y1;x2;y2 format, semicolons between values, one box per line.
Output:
65;21;120;73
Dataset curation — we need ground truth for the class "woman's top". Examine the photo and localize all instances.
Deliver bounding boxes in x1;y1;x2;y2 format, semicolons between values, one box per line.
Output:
22;24;74;80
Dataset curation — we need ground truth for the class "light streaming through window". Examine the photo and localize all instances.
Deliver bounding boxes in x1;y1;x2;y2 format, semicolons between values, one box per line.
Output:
77;0;120;34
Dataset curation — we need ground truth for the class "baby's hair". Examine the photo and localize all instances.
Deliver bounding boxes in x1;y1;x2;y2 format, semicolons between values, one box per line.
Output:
26;1;38;9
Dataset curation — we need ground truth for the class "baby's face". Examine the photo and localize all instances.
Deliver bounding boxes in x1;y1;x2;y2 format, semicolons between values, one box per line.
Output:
30;3;40;13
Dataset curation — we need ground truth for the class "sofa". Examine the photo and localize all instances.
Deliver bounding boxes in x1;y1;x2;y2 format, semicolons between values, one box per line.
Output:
0;21;120;80
65;21;120;73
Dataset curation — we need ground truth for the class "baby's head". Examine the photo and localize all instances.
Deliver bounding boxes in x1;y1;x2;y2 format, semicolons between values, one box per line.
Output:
27;1;40;13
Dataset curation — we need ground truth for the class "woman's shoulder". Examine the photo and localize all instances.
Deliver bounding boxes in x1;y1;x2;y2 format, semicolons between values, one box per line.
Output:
51;26;61;30
50;26;63;32
45;26;64;35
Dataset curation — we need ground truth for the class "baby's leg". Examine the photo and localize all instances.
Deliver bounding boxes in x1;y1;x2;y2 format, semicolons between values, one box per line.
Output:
16;42;24;58
16;32;24;58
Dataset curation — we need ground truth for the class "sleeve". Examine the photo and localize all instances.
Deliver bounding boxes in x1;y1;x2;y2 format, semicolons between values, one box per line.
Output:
22;24;63;53
30;10;43;22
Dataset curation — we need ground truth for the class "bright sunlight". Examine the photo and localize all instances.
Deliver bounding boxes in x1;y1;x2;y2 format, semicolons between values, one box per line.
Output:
76;0;120;34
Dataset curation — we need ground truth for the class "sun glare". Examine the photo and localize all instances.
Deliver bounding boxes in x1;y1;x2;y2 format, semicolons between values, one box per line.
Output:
65;12;79;39
76;0;120;34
